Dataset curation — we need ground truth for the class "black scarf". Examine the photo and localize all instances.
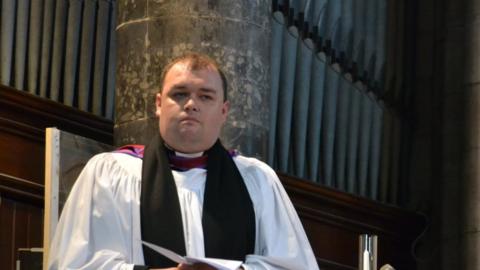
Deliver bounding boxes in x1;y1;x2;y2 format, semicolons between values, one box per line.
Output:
140;134;255;267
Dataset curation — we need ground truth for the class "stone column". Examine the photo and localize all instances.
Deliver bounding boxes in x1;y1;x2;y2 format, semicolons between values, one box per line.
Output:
439;0;463;268
115;0;271;159
410;0;480;269
442;0;480;269
459;0;480;268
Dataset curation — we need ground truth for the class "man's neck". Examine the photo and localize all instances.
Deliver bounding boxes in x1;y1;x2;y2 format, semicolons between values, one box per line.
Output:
163;143;204;157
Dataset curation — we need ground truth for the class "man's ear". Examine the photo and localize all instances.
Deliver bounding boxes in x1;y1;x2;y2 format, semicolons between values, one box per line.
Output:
155;93;162;117
221;100;230;122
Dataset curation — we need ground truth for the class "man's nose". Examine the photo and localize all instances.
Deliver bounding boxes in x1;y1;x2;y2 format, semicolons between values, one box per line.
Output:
184;97;199;112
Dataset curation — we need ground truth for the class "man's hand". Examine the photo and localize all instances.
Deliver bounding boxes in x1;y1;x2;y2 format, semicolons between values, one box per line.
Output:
177;263;217;270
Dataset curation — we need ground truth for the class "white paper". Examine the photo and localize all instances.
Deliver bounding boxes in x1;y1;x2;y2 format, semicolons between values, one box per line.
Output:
142;241;242;270
142;241;186;264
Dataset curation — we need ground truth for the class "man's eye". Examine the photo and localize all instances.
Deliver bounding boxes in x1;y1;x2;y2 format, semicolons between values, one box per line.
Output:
173;92;188;98
200;95;213;101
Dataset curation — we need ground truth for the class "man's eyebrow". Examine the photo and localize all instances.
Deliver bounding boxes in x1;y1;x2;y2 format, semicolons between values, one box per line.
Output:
168;84;219;95
198;88;218;94
170;84;188;90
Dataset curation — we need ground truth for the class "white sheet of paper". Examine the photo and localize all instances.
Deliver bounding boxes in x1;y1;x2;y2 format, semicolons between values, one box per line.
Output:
142;240;242;270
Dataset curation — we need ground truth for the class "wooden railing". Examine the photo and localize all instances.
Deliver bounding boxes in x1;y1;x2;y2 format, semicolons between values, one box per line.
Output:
282;173;425;269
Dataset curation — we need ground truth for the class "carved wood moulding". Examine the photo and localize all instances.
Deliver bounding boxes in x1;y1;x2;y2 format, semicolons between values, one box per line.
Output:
0;85;113;144
0;173;44;206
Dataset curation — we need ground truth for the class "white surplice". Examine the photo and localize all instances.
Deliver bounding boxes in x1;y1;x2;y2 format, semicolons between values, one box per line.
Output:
48;152;319;270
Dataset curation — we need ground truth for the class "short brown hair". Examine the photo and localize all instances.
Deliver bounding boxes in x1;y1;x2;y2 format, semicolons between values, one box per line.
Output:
159;52;228;101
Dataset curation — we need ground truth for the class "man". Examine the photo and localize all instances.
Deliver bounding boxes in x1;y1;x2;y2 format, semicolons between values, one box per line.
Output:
48;53;319;270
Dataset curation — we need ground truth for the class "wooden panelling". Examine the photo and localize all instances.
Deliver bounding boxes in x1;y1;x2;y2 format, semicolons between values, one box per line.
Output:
0;85;113;197
281;174;425;270
0;86;113;270
0;85;113;146
0;128;45;185
0;197;15;270
0;197;44;270
0;174;44;207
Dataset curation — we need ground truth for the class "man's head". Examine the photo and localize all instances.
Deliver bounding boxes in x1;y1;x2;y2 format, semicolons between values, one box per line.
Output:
159;53;228;101
155;53;229;153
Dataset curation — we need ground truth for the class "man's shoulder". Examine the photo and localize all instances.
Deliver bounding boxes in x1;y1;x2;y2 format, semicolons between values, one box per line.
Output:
88;150;142;163
232;155;284;200
85;151;143;178
91;145;145;169
113;144;145;159
233;154;277;178
233;154;268;167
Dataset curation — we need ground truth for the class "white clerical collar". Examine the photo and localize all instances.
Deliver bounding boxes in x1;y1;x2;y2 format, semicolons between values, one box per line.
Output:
175;151;204;158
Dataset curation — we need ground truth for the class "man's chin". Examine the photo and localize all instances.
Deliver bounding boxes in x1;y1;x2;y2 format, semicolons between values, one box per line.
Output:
178;129;200;138
177;132;202;145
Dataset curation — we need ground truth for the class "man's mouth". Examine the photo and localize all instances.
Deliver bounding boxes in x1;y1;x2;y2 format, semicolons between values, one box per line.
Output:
180;117;200;124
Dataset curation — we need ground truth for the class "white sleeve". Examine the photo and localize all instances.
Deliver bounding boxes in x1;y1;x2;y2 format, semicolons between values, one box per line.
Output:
48;153;142;270
236;157;319;270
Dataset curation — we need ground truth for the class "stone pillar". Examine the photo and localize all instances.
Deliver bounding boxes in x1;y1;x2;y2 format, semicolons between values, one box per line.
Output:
115;0;271;159
440;0;463;268
442;0;480;269
459;0;480;268
411;0;480;269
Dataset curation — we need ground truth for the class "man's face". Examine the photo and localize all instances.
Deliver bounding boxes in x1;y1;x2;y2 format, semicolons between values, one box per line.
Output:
156;61;229;153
